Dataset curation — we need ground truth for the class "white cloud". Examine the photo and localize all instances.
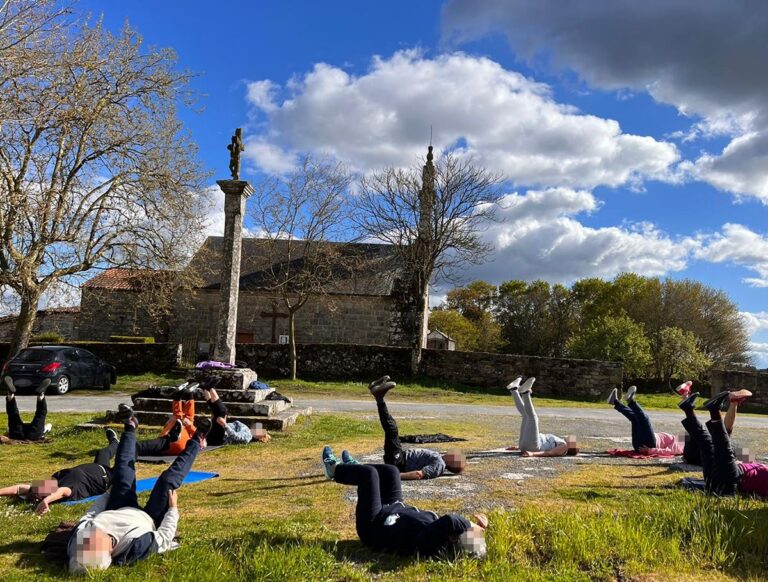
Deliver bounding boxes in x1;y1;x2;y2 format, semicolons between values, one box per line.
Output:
741;311;768;336
695;223;768;286
748;342;768;369
464;188;696;283
243;51;678;189
442;0;768;202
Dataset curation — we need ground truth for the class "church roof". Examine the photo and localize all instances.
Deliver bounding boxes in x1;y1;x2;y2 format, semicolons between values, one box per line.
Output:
83;268;174;290
190;237;402;297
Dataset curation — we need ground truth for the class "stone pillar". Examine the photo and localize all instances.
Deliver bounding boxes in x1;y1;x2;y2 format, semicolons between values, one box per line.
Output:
213;179;253;364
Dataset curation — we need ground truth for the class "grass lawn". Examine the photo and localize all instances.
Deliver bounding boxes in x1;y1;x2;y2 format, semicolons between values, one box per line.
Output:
1;411;767;580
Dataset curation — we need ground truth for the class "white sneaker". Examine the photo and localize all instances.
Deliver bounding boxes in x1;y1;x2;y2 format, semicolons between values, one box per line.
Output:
625;386;637;402
506;377;523;391
519;377;536;394
607;388;618;405
43;423;52;434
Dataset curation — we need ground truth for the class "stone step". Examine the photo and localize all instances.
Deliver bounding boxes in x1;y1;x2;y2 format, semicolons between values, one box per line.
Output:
146;385;275;403
132;407;312;431
192;368;258;391
132;397;289;417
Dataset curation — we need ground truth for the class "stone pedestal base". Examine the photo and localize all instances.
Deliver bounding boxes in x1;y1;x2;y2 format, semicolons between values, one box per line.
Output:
194;367;257;391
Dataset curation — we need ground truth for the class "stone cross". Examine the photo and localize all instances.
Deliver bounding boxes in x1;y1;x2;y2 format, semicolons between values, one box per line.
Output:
213;131;253;364
261;302;289;343
227;128;245;180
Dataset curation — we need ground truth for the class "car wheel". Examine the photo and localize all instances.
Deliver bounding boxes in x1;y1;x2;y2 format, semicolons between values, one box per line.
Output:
54;375;70;395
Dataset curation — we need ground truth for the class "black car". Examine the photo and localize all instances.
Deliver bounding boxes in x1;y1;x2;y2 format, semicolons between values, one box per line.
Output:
1;346;116;395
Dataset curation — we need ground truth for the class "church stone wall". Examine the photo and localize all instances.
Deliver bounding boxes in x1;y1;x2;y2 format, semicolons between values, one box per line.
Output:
170;290;404;357
78;288;168;341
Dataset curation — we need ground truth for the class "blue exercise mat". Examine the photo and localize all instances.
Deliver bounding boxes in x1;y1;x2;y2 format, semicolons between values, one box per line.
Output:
62;471;219;505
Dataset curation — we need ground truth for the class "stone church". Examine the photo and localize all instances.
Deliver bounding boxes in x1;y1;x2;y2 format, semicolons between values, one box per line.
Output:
78;237;410;360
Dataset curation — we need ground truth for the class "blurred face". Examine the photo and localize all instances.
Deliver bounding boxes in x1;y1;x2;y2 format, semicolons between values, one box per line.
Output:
566;435;579;456
73;527;112;571
29;479;57;501
251;423;267;440
459;527;487;558
443;449;467;474
735;447;753;462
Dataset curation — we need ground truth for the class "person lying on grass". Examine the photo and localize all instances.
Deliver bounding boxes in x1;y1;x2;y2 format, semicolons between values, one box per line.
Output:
0;424;126;515
362;375;466;480
203;383;271;446
607;386;684;455
321;446;487;558
66;412;211;573
678;390;767;497
675;381;749;466
505;377;578;457
3;376;52;441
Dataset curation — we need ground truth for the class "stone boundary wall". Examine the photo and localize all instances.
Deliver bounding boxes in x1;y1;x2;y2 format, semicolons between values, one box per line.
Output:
0;342;181;375
420;349;623;397
237;343;623;397
237;343;412;380
706;369;768;410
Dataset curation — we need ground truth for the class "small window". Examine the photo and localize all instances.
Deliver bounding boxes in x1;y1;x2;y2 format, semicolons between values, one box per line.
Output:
64;349;80;362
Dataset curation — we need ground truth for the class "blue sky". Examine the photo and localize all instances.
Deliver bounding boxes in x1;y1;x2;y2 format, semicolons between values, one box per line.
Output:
76;0;768;363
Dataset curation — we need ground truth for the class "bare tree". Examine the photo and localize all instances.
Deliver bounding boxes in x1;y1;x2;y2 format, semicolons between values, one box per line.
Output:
355;147;504;373
0;14;208;355
249;155;354;380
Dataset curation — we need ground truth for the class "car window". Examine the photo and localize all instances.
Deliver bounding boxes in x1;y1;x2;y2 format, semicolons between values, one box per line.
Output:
14;349;54;363
80;351;98;363
64;349;80;362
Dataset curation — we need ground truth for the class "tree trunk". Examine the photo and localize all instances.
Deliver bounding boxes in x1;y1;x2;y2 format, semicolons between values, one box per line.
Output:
8;288;43;357
288;310;297;381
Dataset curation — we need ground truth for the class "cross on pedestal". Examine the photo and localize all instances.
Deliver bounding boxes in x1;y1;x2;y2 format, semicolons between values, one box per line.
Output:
261;302;289;343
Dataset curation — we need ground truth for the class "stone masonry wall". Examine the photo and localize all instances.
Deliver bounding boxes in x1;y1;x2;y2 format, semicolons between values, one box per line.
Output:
78;288;168;341
171;289;405;355
238;343;623;397
705;369;768;410
0;342;180;374
0;311;79;341
420;349;623;397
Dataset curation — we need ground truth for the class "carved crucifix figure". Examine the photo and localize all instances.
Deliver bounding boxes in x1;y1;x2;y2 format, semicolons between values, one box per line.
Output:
227;127;245;180
260;301;289;343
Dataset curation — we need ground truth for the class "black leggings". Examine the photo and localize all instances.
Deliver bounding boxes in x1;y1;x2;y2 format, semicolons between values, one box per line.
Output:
376;399;405;469
206;399;228;447
6;396;47;440
682;416;741;495
334;463;403;545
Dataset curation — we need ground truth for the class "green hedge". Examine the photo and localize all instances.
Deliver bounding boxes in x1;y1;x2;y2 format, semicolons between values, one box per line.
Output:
108;336;155;344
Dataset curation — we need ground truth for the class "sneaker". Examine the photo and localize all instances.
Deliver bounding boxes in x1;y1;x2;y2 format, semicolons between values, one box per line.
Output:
200;376;221;390
322;446;338;479
607;388;619;406
519;377;535;394
625;386;637;403
126;416;139;431
678;392;700;410
43;423;52;434
341;450;360;465
729;389;752;405
369;375;390;391
34;379;51;396
702;391;730;412
168;419;183;443
117;403;134;421
3;376;15;395
105;428;118;443
370;381;396;399
506;377;523;391
674;381;693;398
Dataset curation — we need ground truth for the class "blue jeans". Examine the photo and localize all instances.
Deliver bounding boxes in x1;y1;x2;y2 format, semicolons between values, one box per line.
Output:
613;400;656;451
106;427;201;527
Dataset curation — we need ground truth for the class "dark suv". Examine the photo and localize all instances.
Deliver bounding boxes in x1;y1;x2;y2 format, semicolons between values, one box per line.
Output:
1;346;116;395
